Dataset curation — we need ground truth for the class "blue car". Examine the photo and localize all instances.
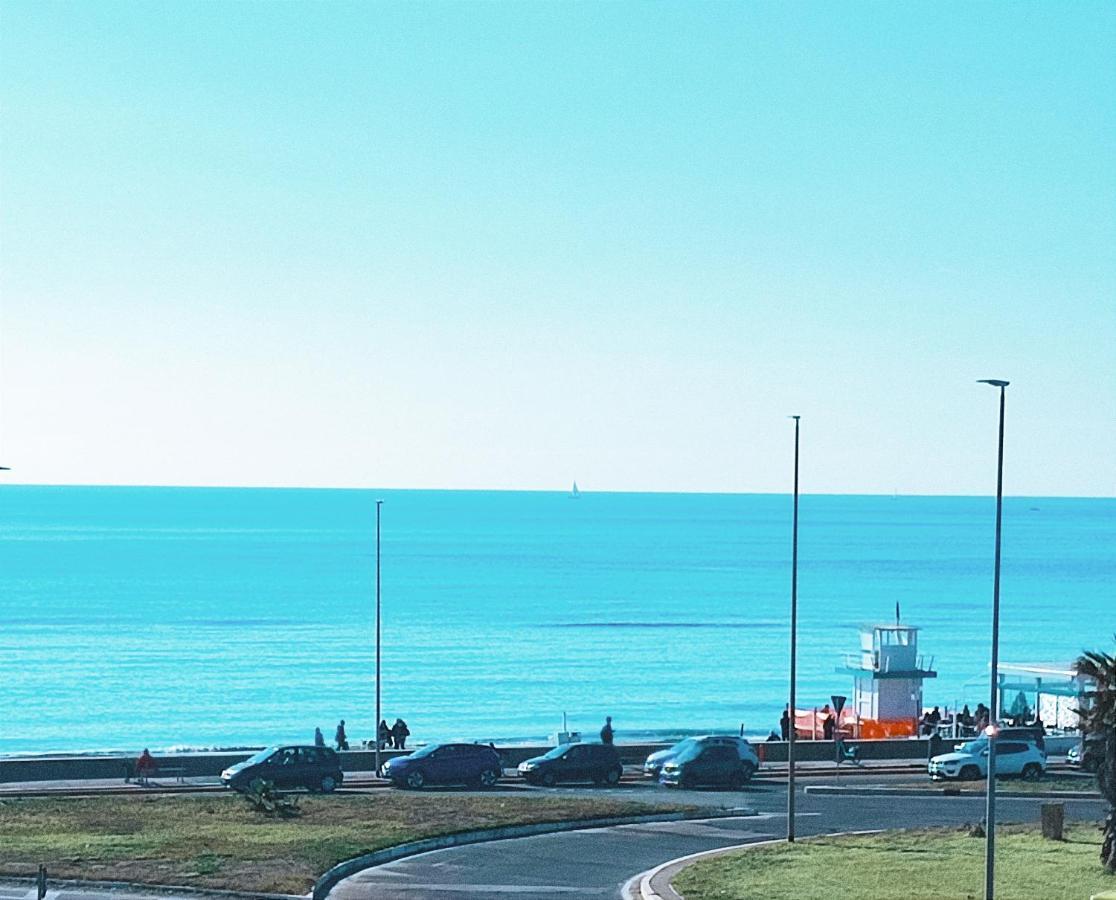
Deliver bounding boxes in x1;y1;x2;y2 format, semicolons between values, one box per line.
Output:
382;742;503;790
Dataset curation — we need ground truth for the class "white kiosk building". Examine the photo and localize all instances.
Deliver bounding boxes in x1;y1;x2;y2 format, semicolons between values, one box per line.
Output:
836;623;937;734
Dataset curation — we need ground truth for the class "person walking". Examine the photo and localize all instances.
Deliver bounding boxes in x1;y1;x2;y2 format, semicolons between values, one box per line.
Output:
314;727;325;748
335;719;349;751
821;705;835;741
600;716;614;745
378;719;391;750
780;706;791;741
391;718;410;750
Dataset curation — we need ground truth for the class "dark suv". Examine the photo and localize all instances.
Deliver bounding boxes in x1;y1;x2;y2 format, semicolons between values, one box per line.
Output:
220;745;343;793
382;743;502;789
517;742;623;786
660;743;753;789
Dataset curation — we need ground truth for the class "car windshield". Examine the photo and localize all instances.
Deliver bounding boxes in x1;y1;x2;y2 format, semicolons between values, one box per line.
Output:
959;741;986;754
408;744;439;758
668;738;699;756
673;742;705;763
542;744;573;760
245;747;278;765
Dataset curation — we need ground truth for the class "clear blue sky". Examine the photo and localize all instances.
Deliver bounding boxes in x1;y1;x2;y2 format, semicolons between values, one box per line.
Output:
1;2;1113;495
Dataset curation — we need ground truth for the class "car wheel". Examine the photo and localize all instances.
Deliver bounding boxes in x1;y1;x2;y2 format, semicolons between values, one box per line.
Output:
540;770;556;787
727;771;745;790
1084;757;1100;774
960;765;980;781
1022;763;1042;781
739;761;756;783
605;766;622;785
478;768;500;788
679;774;694;790
318;775;337;793
405;769;426;790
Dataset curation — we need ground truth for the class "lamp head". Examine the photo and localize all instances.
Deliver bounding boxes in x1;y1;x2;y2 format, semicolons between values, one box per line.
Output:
977;379;1010;388
788;415;800;421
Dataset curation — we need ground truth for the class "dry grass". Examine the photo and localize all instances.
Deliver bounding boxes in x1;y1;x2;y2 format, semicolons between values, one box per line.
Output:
0;791;692;894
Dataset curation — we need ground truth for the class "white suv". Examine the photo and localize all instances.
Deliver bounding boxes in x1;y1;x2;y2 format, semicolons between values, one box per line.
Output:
929;739;1046;781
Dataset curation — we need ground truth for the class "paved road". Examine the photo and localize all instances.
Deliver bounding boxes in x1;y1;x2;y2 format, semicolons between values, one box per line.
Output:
328;779;1107;900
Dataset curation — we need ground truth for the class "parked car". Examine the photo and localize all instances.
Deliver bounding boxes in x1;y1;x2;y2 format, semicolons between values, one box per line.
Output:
929;739;1046;781
958;726;1045;752
644;736;759;780
517;742;623;786
1067;734;1104;773
659;742;755;789
382;742;502;789
220;745;343;793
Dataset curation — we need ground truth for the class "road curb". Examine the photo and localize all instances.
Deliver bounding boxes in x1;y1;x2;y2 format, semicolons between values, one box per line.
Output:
0;876;301;900
312;807;754;900
622;830;882;900
803;785;1102;800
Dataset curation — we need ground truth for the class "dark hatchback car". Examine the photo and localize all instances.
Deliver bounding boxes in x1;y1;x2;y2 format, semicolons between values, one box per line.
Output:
517;742;623;786
660;743;752;789
221;745;343;793
382;742;502;789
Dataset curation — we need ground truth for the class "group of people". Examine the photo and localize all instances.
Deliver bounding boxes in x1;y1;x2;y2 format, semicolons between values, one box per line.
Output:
919;706;944;735
376;718;411;750
314;718;411;751
314;720;355;751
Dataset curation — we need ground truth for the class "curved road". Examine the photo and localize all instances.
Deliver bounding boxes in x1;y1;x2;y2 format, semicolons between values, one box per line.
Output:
328;778;1107;900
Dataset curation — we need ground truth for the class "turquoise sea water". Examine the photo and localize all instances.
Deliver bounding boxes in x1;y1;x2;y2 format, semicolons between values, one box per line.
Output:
0;486;1112;755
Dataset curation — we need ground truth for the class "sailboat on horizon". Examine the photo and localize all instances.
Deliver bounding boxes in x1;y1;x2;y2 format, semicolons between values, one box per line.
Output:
569;481;580;499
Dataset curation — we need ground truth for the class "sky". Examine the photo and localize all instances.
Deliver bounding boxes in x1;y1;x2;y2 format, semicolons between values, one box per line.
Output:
1;2;1113;496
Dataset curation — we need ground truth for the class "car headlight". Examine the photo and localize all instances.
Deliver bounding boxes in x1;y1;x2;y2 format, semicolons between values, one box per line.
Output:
520;762;537;771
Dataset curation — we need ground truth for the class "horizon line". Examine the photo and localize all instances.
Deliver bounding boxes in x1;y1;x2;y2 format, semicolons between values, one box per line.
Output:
0;480;1112;501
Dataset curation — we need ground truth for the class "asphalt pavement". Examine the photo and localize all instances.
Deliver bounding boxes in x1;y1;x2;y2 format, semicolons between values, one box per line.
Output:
327;777;1107;900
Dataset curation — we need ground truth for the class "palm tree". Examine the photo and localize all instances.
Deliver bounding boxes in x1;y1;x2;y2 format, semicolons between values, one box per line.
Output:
1075;643;1116;872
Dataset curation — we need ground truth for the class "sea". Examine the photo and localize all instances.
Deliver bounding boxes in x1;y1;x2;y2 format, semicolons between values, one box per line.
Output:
0;486;1111;756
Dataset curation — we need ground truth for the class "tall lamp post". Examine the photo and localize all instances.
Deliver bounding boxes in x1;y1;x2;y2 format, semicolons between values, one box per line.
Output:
375;499;384;777
787;415;800;842
978;379;1008;900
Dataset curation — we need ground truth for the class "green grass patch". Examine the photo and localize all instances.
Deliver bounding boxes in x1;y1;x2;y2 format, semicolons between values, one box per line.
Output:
0;792;693;894
674;824;1111;900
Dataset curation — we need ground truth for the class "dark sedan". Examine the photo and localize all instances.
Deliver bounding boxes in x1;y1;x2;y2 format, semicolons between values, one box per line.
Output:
517;742;623;786
220;745;343;793
381;742;502;789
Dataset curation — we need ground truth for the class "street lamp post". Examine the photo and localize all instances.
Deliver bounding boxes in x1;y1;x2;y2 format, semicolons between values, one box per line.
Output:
978;379;1008;900
375;499;384;778
787;415;800;842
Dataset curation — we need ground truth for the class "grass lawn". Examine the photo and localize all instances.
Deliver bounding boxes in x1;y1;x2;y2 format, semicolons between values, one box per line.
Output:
0;792;694;894
674;824;1111;900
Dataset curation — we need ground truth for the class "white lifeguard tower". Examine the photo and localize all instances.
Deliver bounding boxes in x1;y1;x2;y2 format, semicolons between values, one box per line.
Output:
836;623;936;734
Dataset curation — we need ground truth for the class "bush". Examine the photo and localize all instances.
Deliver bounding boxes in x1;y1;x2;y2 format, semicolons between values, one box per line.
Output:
241;778;300;818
